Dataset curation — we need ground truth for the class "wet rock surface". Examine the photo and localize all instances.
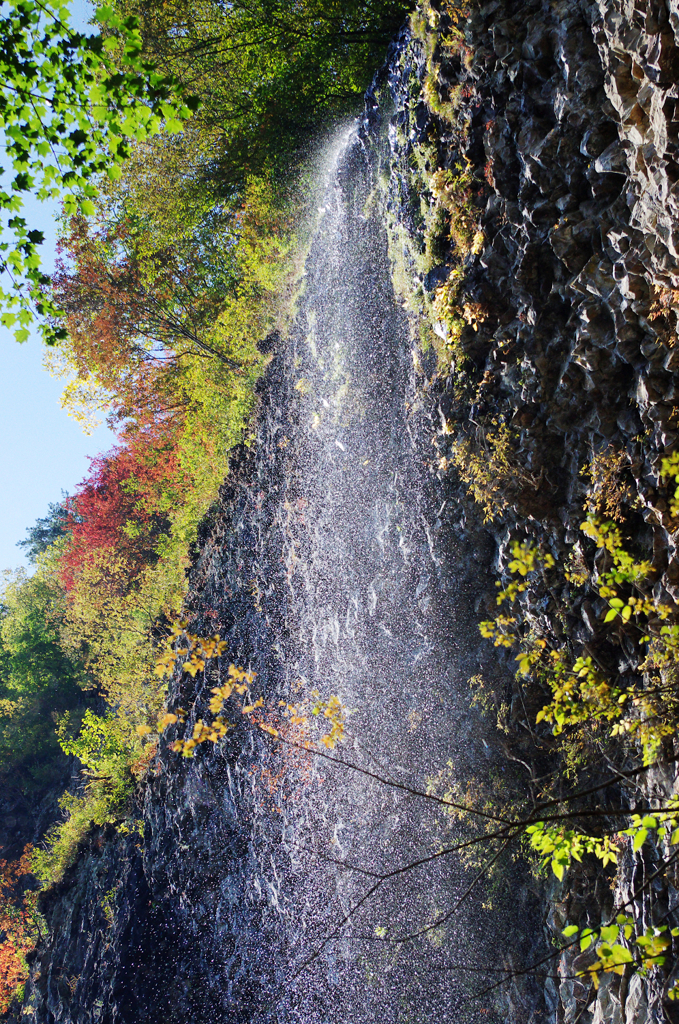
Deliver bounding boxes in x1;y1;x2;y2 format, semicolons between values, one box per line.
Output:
14;98;545;1024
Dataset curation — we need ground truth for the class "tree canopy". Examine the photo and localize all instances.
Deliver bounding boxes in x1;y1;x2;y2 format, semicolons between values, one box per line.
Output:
16;498;69;563
111;0;411;186
0;0;195;346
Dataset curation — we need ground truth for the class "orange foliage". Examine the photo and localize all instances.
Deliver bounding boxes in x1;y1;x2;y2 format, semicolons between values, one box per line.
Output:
0;845;40;1014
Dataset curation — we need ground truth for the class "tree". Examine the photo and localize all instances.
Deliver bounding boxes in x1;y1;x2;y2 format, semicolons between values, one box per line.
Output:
0;561;89;785
0;0;195;346
0;845;40;1015
58;433;183;592
16;498;70;563
50;210;241;427
0;567;86;697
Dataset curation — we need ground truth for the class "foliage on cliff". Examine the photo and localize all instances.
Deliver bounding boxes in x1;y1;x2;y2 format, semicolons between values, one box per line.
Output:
0;846;41;1015
384;0;679;1005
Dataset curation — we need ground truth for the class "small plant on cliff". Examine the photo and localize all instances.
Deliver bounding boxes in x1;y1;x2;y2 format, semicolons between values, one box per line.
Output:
423;74;463;123
661;451;679;518
431;161;477;256
444;419;536;522
581;445;635;522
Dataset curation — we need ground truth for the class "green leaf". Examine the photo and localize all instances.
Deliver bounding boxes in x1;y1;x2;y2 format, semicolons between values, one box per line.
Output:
604;608;619;622
600;925;618;943
633;827;649;852
562;925;579;938
552;859;565;881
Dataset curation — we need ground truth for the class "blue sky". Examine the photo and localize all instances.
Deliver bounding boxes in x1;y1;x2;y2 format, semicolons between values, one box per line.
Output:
0;0;116;572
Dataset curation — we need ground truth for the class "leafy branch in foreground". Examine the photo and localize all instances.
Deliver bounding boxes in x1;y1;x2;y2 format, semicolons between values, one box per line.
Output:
480;522;677;766
561;916;679;992
0;0;196;344
467;517;679;1002
145;620;347;756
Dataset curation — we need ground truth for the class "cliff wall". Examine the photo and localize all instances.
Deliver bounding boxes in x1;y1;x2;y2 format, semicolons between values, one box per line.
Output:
380;1;679;1022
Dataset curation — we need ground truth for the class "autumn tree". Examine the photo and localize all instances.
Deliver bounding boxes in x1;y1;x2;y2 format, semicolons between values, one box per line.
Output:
58;433;184;592
49;211;241;432
0;846;40;1014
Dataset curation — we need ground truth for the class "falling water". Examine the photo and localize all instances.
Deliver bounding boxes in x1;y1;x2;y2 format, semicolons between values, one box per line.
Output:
198;120;546;1022
11;102;548;1024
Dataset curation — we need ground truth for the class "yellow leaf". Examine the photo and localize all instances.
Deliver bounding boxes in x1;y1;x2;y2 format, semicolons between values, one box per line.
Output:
157;713;178;730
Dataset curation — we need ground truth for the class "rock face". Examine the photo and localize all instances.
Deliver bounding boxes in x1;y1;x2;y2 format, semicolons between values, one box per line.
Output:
11;2;679;1023
387;0;679;588
376;1;679;1023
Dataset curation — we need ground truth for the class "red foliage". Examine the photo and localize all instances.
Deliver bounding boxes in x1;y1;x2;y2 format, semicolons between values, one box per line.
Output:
0;845;39;1014
59;432;183;591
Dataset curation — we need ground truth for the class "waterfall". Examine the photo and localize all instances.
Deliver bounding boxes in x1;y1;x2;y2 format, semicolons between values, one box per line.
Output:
195;120;544;1023
21;3;679;1021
